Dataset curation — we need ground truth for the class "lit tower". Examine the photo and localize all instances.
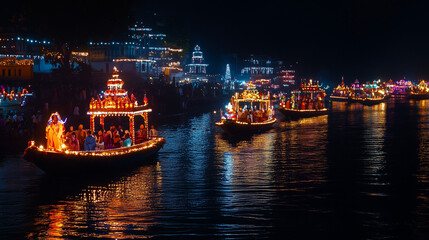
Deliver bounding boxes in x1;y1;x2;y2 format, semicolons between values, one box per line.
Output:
186;45;208;74
225;64;231;82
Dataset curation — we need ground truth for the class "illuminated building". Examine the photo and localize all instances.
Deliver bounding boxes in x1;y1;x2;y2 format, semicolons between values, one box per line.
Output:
279;70;295;86
0;33;56;73
186;45;208;74
0;57;33;80
240;56;274;81
182;45;209;83
89;21;183;77
240;56;296;87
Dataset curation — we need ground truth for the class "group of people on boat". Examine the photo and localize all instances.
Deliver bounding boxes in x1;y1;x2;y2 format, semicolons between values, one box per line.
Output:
229;105;274;123
45;113;158;152
283;94;325;111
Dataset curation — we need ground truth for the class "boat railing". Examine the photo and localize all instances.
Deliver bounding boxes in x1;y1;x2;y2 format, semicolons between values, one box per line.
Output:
35;137;163;154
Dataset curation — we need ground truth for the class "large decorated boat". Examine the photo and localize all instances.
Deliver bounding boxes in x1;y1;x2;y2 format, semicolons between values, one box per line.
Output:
278;79;328;119
215;82;276;133
408;80;429;100
24;68;166;174
348;80;387;105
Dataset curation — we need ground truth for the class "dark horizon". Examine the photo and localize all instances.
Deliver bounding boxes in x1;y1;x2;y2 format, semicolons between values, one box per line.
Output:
1;0;429;83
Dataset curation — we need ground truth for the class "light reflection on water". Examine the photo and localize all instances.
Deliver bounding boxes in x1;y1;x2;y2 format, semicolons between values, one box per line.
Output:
27;164;163;239
1;100;429;238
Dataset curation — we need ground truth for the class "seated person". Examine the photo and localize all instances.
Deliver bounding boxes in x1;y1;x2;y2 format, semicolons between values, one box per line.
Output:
122;133;132;147
136;124;147;144
68;132;79;151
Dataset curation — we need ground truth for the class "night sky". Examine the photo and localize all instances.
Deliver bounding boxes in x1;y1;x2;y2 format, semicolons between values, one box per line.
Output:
2;0;429;83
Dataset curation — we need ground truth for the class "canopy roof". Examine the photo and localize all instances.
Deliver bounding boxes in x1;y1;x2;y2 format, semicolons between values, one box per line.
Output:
87;67;152;116
233;82;271;103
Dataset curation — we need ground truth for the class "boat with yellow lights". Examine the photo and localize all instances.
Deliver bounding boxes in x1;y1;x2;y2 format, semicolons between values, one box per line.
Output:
278;79;328;119
330;77;352;102
24;67;166;174
215;82;276;133
408;80;429;100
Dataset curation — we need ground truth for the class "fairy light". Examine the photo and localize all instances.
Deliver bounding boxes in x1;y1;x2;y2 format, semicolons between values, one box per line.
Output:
33;138;165;157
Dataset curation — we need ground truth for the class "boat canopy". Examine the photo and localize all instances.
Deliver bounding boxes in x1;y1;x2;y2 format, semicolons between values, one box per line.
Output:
87;67;151;145
230;82;271;111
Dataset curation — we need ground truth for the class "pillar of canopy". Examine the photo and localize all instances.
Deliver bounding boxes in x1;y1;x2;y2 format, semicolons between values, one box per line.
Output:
88;106;152;145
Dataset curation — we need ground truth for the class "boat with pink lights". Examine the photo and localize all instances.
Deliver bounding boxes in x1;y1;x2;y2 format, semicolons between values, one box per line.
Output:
386;79;412;98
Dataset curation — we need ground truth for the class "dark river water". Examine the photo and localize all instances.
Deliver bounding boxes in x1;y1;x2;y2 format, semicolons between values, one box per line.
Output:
2;98;429;239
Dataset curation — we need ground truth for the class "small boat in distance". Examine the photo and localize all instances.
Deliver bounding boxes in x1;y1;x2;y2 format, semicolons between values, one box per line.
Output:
408;80;429;100
24;67;165;174
278;79;328;119
348;79;387;105
330;77;351;102
215;82;276;133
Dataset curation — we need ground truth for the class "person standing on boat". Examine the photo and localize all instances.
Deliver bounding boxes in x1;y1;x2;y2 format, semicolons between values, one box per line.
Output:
95;130;104;150
149;125;158;139
103;130;113;149
64;126;74;147
76;124;86;151
45;113;65;151
84;130;96;151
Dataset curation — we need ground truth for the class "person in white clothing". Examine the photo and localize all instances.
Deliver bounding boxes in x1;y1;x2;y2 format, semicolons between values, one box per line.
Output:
149;125;158;139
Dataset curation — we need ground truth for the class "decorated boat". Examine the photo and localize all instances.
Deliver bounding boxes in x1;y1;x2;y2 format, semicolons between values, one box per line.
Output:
215;82;276;133
0;87;32;108
385;79;412;98
330;77;352;102
278;79;328;119
348;79;387;105
24;67;166;174
408;80;429;100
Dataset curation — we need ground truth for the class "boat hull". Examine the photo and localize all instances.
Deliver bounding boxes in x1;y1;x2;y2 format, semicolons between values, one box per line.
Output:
360;98;385;106
329;95;349;102
215;119;276;134
278;107;329;119
348;97;385;105
23;138;166;174
408;93;429;100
